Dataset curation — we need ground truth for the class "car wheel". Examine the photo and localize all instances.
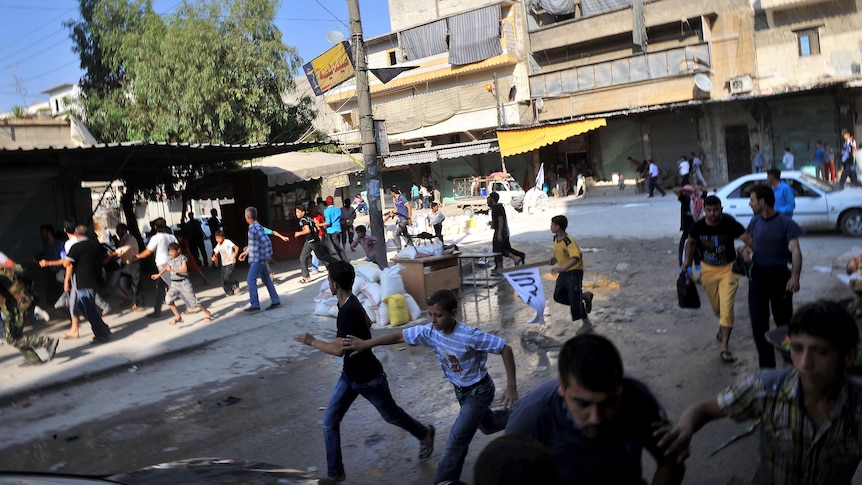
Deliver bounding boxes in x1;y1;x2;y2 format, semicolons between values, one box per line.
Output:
840;209;862;236
463;207;474;217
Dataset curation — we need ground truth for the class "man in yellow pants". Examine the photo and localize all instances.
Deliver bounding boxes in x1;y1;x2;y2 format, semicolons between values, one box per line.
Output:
681;196;745;363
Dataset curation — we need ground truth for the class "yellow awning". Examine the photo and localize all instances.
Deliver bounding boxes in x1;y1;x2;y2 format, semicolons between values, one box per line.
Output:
497;118;607;157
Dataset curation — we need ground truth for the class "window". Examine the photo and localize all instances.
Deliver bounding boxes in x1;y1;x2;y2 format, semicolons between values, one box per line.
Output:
387;50;397;66
795;28;820;57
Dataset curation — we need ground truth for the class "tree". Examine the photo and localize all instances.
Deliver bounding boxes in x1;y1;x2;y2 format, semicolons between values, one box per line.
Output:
65;0;317;234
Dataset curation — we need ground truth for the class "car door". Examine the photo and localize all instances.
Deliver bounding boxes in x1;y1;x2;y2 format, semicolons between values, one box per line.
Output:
722;180;760;226
785;178;828;230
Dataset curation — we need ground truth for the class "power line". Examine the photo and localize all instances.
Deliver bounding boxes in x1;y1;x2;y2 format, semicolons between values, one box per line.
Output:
313;0;349;29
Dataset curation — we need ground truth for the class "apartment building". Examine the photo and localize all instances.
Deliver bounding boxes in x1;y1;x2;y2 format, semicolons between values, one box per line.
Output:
524;0;862;185
316;0;535;200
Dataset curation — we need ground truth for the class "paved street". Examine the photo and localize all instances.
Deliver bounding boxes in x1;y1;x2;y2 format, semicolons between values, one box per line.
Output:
2;192;860;484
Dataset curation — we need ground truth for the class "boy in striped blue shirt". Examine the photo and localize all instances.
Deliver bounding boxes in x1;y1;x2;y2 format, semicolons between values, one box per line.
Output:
342;289;518;485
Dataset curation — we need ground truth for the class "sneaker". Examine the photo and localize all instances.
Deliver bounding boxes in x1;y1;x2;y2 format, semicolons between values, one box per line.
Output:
46;338;59;361
33;307;50;322
419;425;435;460
266;303;281;311
243;307;261;314
90;335;111;345
146;312;161;319
20;359;44;367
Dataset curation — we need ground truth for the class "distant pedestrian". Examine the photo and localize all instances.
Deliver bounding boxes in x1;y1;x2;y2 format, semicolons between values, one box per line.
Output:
681;196;746;363
112;223;144;312
211;230;239;295
136;217;177;319
1;251;59;365
151;242;212;326
488;191;525;274
182;211;207;268
350;225;378;265
294;261;435;485
433;182;442;206
385;186;413;251
751;144;763;173
340;198;356;253
295;205;336;284
420;184;431;209
739;185;803;368
678;155;691;186
428;202;445;244
824;143;836;182
63;225;112;345
782;146;794;170
341;289;518;485
647;159;666;197
766;168;795;217
411;182;421;210
237;207;281;313
207;208;222;265
550;215;594;335
838;129;860;188
813;140;825;180
691;152;707;187
323;196;346;261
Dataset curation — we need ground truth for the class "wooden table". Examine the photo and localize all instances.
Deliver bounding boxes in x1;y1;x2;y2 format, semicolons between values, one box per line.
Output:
392;253;461;309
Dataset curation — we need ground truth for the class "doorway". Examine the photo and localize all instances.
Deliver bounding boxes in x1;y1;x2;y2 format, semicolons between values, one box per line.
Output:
725;125;750;181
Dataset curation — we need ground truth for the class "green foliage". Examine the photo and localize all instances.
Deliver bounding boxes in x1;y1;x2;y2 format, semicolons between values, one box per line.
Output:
65;0;318;201
10;106;26;118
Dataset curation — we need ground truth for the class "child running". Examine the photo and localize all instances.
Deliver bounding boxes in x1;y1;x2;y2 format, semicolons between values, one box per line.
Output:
211;230;240;295
550;215;594;335
152;242;212;325
350;225;378;265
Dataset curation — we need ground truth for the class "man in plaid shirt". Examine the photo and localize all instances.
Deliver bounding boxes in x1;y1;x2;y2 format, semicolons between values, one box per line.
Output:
238;207;281;313
660;301;862;484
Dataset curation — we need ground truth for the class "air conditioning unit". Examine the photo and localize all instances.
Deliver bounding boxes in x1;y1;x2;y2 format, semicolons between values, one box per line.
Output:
729;75;753;95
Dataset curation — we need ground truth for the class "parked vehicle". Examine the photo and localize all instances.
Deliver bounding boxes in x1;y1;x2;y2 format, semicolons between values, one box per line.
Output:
453;173;525;214
712;171;862;236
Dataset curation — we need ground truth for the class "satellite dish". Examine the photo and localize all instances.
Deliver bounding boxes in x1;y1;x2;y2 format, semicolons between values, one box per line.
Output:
326;30;345;44
534;97;545;111
694;73;712;93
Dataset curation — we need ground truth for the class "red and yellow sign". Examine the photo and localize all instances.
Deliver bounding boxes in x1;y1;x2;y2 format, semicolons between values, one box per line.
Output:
303;41;355;96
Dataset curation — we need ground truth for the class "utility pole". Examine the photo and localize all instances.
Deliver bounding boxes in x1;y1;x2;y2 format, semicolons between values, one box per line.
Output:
348;0;388;267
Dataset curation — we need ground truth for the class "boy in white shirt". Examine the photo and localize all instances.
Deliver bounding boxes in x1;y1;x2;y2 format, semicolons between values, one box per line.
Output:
211;230;240;295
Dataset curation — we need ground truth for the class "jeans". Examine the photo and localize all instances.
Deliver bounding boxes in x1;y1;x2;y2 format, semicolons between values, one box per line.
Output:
435;376;508;484
393;219;413;250
299;240;336;278
152;274;169;316
247;260;280;309
76;288;111;340
325;232;346;261
323;371;427;478
220;263;238;295
748;264;793;368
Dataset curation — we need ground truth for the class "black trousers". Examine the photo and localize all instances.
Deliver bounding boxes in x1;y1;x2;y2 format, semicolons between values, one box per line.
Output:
119;261;143;307
493;232;525;267
748;264;793;368
152;275;169;316
649;176;666;196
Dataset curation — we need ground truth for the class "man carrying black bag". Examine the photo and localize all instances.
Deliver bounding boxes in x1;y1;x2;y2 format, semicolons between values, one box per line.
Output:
681;196;745;363
550;215;594;335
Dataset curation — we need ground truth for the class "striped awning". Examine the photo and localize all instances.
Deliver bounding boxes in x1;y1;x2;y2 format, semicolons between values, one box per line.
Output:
497;119;607;157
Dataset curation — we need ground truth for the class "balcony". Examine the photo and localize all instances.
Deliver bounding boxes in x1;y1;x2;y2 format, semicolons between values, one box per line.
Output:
530;42;711;98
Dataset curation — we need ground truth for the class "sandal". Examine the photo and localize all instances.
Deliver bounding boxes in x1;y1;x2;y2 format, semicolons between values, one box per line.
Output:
720;350;737;363
299;278;311;284
419;425;435;460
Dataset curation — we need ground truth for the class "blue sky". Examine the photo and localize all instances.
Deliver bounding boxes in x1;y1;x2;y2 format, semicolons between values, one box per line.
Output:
0;0;391;112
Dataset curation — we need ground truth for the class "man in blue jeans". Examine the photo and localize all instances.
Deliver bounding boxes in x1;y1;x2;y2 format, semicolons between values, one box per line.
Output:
64;225;112;344
294;261;434;485
238;207;280;313
342;289;518;485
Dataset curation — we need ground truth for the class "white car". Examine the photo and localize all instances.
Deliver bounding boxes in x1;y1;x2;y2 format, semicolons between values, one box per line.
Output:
712;171;862;236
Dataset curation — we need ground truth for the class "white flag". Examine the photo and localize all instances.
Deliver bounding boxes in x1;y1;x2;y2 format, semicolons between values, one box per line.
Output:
503;267;545;324
535;163;545;190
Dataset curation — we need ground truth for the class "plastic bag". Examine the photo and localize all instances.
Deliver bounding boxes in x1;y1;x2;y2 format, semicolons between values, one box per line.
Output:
677;272;701;309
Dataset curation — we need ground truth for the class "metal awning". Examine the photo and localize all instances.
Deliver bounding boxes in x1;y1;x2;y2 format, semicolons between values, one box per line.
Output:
496;118;607;157
383;139;499;168
253;152;363;186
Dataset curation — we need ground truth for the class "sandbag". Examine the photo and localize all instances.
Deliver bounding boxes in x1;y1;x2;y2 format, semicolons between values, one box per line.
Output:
380;265;406;300
404;293;422;321
314;299;336;316
361;299;378;324
356;263;382;283
397;246;419;259
677;272;701;309
384;294;409;327
377;301;390;327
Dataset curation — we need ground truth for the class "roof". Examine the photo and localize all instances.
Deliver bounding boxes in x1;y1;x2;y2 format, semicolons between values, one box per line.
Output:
0;141;332;181
253;151;363;186
383;139;500;168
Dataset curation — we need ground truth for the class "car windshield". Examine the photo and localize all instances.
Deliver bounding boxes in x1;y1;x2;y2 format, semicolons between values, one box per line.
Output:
509;180;523;191
799;173;834;192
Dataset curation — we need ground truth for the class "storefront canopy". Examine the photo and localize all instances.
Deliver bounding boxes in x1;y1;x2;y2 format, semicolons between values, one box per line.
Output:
496;118;607;157
254;151;362;186
383;139;499;168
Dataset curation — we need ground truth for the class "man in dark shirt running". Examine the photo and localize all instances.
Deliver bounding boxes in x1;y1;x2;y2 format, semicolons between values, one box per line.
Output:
294;261;434;484
63;225;112;344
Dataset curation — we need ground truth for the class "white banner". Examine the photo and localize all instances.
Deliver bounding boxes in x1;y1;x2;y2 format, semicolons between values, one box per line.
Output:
503;267;545;324
535;163;544;190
